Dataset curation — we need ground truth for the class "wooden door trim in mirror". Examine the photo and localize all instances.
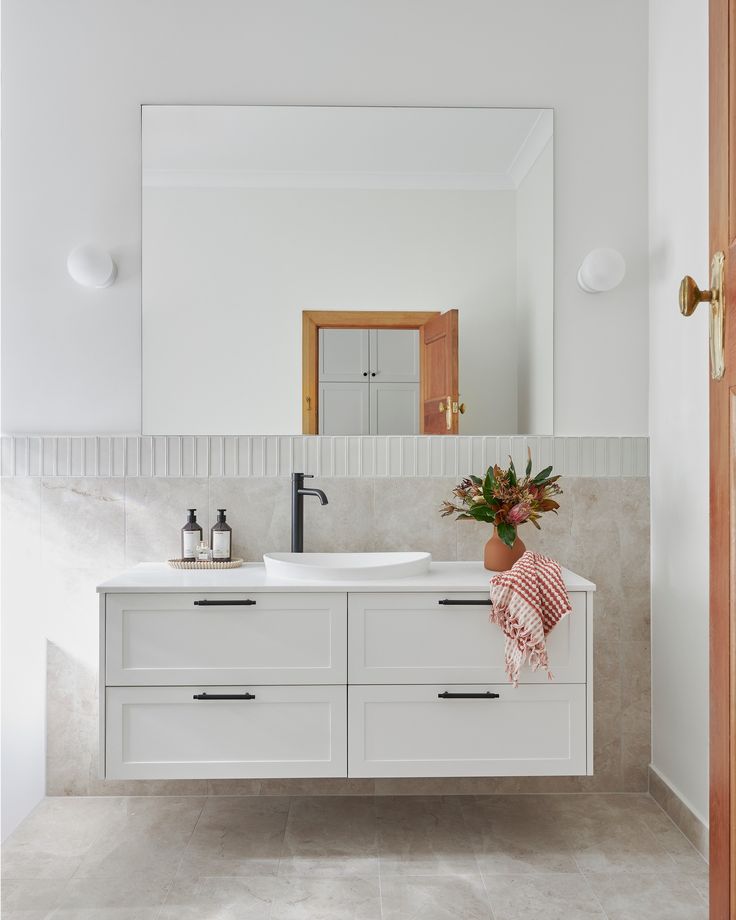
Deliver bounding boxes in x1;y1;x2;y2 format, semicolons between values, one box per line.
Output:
302;310;441;434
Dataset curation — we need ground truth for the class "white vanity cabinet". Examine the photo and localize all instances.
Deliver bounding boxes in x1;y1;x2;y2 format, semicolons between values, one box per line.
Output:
106;685;347;780
105;592;347;686
98;563;594;782
348;684;587;777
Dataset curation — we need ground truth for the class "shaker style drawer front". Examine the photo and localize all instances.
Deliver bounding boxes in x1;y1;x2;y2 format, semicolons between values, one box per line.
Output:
105;685;347;779
348;684;587;778
105;593;347;686
348;592;586;684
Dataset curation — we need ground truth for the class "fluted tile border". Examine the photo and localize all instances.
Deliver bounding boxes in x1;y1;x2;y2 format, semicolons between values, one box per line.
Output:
0;435;648;479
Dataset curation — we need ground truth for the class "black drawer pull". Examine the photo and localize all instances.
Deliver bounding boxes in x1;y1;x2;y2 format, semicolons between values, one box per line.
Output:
193;692;256;701
438;599;492;606
438;691;500;699
193;599;257;606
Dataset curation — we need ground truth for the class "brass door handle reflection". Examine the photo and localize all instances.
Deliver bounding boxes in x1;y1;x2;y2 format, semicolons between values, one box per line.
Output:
438;397;453;430
439;397;465;429
679;251;725;380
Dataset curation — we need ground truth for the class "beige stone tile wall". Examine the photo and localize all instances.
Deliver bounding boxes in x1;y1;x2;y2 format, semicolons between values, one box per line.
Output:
2;475;650;796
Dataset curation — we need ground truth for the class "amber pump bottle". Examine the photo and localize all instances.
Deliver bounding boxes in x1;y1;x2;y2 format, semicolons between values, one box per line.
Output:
181;509;203;561
211;509;232;562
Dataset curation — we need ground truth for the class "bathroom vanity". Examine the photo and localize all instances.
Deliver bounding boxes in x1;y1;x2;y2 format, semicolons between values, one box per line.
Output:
97;561;594;781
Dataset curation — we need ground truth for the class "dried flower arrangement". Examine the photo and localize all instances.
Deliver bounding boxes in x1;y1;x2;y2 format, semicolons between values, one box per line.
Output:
440;450;562;547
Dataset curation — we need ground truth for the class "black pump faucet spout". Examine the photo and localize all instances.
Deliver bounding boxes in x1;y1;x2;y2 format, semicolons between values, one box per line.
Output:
291;473;328;552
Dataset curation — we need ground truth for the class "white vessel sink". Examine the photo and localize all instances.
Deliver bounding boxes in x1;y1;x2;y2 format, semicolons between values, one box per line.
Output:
263;551;432;581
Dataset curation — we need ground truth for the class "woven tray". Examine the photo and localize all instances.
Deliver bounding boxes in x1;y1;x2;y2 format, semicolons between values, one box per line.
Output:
167;558;244;570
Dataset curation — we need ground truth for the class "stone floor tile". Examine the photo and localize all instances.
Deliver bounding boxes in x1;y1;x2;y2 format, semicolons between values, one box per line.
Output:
483;873;606;920
177;795;289;877
688;872;709;904
279;796;378;877
50;875;171;920
583;871;709;920
71;796;205;880
1;798;124;879
271;876;381;919
159;876;275;920
0;792;710;919
0;878;67;913
376;796;479;877
460;796;578;875
380;875;492;920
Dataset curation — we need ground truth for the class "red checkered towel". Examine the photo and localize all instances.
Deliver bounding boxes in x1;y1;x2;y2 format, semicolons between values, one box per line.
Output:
489;551;572;686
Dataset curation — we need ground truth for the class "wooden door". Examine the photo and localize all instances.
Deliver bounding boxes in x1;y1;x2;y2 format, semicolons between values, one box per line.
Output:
709;0;736;914
420;310;459;434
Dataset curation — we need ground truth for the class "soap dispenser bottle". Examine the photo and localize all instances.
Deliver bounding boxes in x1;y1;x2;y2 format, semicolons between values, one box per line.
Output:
211;509;232;562
181;509;203;561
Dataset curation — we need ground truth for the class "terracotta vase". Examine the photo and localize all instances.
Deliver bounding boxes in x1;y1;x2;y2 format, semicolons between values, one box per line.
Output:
483;527;526;572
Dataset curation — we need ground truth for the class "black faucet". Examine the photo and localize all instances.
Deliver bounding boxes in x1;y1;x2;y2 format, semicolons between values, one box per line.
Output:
291;473;328;552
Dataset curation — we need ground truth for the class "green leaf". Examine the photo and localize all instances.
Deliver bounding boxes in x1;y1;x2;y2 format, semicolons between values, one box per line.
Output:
507;458;517;486
525;453;532;477
496;522;517;547
468;504;495;524
532;465;554;484
469;475;483;485
482;469;496;504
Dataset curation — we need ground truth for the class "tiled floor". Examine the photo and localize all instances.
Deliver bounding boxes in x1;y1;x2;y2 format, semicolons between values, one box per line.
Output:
1;793;707;919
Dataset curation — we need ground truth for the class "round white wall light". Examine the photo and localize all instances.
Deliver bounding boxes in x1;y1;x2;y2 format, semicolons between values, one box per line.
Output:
67;244;117;288
577;248;626;293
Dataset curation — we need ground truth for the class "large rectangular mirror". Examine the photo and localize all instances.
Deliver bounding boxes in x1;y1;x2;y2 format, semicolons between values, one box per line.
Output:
142;105;553;435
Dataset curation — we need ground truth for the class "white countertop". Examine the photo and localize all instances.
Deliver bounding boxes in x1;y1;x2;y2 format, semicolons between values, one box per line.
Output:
97;561;596;594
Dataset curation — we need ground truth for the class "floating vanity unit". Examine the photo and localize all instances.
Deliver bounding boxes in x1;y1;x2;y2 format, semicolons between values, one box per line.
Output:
97;561;595;781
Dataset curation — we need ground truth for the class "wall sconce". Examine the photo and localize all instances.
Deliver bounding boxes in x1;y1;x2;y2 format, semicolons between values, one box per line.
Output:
67;244;117;288
576;248;626;293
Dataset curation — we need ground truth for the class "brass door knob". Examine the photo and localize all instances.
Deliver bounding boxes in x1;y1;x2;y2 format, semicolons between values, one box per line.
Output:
679;275;715;316
679;251;725;380
438;397;453;430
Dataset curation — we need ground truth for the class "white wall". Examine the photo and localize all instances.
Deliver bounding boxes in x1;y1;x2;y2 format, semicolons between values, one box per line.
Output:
0;0;650;840
649;0;709;823
1;0;649;436
144;187;520;434
516;139;553;433
1;480;45;841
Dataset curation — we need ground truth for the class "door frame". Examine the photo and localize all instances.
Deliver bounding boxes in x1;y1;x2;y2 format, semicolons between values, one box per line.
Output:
302;310;440;434
709;0;734;914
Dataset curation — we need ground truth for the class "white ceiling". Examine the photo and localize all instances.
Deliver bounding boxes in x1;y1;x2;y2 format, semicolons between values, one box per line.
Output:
143;106;552;191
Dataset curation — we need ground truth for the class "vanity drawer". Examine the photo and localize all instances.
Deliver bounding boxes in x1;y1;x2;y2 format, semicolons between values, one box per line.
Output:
105;685;347;779
348;592;586;684
348;683;588;777
105;593;346;686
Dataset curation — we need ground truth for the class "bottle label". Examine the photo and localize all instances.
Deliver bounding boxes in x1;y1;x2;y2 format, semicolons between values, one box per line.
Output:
182;531;199;558
212;531;231;560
